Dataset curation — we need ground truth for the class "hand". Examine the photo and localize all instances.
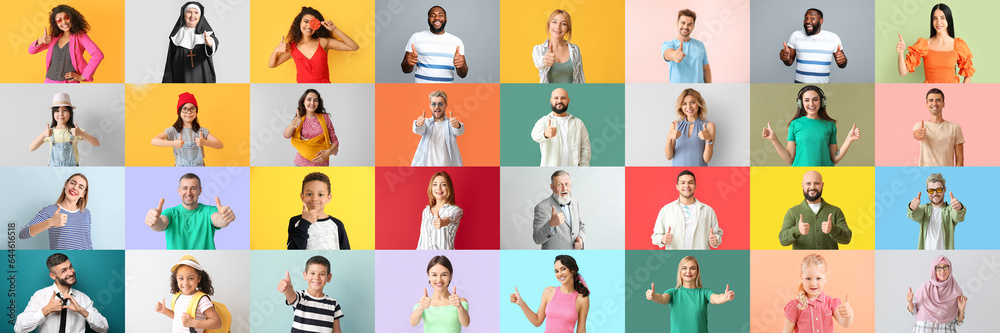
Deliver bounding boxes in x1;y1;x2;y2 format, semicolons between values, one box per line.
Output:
40;27;52;45
761;122;775;140
70;122;82;136
145;198;164;227
321;20;335;31
663;226;674;245
548;206;564;228
896;34;906;54
724;284;735;301
509;287;524;305
173;138;186;148
155;297;166;315
302;203;319;223
415;111;426;127
914;120;926;140
909;192;921;210
42;124;54;138
291;116;303;129
406;44;419;66
821;213;833;234
63;294;83;314
204;31;214;48
64;72;83;81
542;41;555;67
49;207;67;228
668;126;681;141
180;313;196;328
277;271;291;292
453;46;465;69
574;237;583;250
449;111;460;129
780;41;791;62
195;135;204;147
432;212;444;229
311;149;331;163
845;123;860;142
449;287;463;309
833;45;846;65
798;214;810;235
906;287;913;303
949;192;963;210
275;36;290;53
419;288;431;310
837;294;851;317
698;128;713;142
545;119;557;138
645;283;656;301
672;42;686;63
43;291;62;315
329;141;340;156
709;227;719;247
215;196;235;223
957;294;967;310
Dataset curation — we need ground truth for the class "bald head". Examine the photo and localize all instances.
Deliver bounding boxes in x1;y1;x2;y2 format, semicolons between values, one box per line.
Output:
550;88;570;114
801;170;824;203
802;170;823;183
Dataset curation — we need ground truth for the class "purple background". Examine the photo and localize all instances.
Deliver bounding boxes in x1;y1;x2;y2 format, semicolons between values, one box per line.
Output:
375;250;501;333
125;167;250;249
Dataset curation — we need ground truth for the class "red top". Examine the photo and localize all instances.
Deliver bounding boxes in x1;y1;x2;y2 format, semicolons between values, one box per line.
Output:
291;42;330;83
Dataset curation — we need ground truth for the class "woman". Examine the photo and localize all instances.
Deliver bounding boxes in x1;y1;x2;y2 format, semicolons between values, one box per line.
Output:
163;1;219;83
665;88;715;166
761;85;861;166
29;4;104;83
532;9;585;83
18;173;94;249
646;256;735;333
907;255;967;332
510;255;590;333
283;89;339;166
410;255;470;332
896;3;973;83
268;6;359;83
416;172;463;250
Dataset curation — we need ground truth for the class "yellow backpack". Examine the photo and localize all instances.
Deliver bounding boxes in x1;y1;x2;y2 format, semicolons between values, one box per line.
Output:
171;291;232;333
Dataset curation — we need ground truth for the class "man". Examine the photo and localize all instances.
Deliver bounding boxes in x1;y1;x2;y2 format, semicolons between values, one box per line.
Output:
532;170;585;249
778;8;847;83
530;88;591;167
145;173;236;249
913;88;964;166
779;170;852;249
400;5;469;83
661;9;711;83
650;170;723;249
411;90;464;166
14;253;109;333
907;173;965;250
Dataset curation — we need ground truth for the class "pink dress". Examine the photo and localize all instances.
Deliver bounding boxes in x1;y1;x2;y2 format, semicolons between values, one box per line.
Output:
544;287;578;333
784;292;841;333
293;113;339;166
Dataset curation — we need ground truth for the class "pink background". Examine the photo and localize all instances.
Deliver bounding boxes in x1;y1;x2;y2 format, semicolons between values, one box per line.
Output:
875;84;1000;166
625;0;751;83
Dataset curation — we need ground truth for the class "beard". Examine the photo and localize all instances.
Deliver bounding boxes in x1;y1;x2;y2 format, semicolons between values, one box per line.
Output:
551;103;569;114
805;22;822;36
553;193;572;206
57;275;77;287
803;189;822;202
428;20;446;34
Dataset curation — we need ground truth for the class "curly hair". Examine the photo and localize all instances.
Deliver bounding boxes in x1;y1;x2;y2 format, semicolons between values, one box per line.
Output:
48;5;91;36
286;7;333;44
170;264;215;295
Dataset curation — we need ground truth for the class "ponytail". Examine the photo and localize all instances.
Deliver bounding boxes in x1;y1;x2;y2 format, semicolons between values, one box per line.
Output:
573;272;590;297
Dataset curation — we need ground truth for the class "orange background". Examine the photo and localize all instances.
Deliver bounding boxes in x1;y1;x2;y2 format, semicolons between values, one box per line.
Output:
374;83;500;166
749;250;875;333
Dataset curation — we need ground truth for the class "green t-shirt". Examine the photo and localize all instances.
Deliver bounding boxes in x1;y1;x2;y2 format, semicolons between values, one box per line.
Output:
413;301;469;333
787;117;837;166
666;287;713;333
163;203;220;250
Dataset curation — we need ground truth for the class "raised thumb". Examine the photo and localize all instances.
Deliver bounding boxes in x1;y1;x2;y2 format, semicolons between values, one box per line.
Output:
898;34;904;42
920;120;925;129
667;226;672;233
836;45;842;53
284;271;290;281
783;41;788;50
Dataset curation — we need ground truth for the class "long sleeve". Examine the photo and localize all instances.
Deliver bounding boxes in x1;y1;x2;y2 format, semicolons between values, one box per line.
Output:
708;207;723;247
531;116;550;143
450;119;465;136
575;204;586;245
651;206;667;247
19;206;53;240
162;41;176;83
778;209;801;246
75;33;104;82
287;215;310;250
13;290;47;333
907;203;926;222
336;218;351;250
828;208;852;244
578;121;591;166
571;43;586;83
28;38;48;54
532;42;550;83
413;118;429;135
79;293;109;333
947;203;966;223
532;201;554;245
325;113;339;145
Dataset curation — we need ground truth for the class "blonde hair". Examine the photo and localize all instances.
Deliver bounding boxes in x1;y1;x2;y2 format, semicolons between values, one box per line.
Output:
426;171;456;206
428;90;448;104
926;173;946;187
56;173;89;210
545;9;573;41
674;256;703;288
674;88;707;120
796;253;828;309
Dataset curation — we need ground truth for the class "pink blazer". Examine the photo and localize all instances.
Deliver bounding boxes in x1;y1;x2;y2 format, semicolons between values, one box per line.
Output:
28;32;104;82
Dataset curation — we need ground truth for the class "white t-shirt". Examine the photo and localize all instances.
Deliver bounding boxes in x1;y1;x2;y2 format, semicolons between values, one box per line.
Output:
808;202;821;214
787;30;843;83
426;120;451;166
403;30;466;83
554;116;572;165
683;204;697;249
925;207;944;250
306;216;342;250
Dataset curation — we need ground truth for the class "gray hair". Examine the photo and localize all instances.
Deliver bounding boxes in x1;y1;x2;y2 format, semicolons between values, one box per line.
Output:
550;170;570;183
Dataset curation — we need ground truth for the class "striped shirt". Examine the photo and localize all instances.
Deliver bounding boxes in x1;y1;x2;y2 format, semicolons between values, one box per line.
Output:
416;204;463;250
908;305;963;333
169;293;214;333
288;290;344;333
18;204;93;250
404;30;466;83
787;30;843;83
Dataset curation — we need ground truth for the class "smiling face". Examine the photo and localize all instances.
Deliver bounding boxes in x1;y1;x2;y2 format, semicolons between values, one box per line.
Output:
550;174;572;201
935;261;951;281
300;14;318;37
53;106;71;126
303;263;331;293
427;263;452;291
428;6;447;34
926;93;944;116
63;175;87;203
677;15;695;37
179;103;198;124
676;174;696;199
680;94;700;119
178;177;201;207
932;9;948;36
174;265;201;295
431;176;450;202
927;181;945;206
430;96;447;120
801;171;824;203
49;259;77;287
184;7;201;29
801;90;821;116
553;260;574;286
303;92;320;113
679;259;699;284
550;88;570;114
300;180;330;212
548;12;569;40
800;264;827;299
54;12;72;32
803;10;823;36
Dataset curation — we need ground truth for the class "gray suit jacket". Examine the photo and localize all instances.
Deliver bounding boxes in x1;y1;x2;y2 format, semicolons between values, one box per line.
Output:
532;196;586;249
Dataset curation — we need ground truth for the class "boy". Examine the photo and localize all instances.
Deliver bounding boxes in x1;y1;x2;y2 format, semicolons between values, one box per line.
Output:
287;172;350;249
277;255;344;333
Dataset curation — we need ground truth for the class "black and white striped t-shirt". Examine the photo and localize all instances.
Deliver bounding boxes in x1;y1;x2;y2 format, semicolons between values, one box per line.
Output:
287;290;344;333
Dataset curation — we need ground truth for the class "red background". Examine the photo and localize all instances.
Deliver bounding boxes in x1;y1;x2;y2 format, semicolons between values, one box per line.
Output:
375;167;500;249
625;167;751;250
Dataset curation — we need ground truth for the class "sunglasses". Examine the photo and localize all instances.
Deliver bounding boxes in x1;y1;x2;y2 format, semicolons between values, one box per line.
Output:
430;102;446;107
926;188;945;194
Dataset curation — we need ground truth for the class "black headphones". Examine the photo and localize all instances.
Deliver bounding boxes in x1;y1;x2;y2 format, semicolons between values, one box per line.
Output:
796;85;827;110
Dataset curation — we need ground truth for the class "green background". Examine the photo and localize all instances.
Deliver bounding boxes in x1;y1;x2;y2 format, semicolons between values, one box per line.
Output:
749;84;876;166
624;250;750;332
875;0;1000;83
500;84;626;166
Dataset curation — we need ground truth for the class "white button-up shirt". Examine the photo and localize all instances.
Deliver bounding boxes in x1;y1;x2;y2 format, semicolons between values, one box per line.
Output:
14;283;109;333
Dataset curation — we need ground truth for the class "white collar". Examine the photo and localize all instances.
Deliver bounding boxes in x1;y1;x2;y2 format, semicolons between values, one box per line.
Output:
171;26;206;49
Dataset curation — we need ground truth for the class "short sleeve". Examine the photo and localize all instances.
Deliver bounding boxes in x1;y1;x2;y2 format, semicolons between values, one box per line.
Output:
954;124;965;145
199;127;210;138
196;295;215;313
164;127;179;140
783;299;801;322
403;33;417;52
828;121;838;145
702;288;714;303
457;38;466;56
833;33;844;52
661;40;678;60
665;288;678;305
700;41;709;64
955;38;975;77
786;32;798;49
787;121;797;142
827;296;842;313
905;38;929;73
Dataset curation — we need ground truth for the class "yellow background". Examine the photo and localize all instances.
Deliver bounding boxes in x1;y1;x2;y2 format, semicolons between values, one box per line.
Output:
249;167;375;249
124;83;250;166
499;0;625;83
0;0;125;83
750;167;876;250
249;0;375;83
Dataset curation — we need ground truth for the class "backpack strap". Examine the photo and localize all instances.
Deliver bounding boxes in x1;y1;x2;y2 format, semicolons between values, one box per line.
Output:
184;291;208;333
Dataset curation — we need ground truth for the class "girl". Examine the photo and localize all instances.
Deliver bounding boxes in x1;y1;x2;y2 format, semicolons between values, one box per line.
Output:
783;253;854;333
761;85;861;166
907;255;967;332
897;3;974;83
532;9;585;83
151;92;223;166
510;254;590;333
155;255;222;332
283;89;340;166
17;173;93;249
645;256;736;333
416;171;463;250
410;255;470;331
29;4;104;83
664;88;716;166
28;93;100;166
268;6;359;83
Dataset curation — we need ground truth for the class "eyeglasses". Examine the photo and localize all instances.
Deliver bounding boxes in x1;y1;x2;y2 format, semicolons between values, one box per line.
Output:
180;109;198;115
927;188;944;194
935;265;951;272
430;102;446;107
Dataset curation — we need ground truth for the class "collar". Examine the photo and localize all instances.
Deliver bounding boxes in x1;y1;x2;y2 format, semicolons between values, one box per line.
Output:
548;112;574;120
50;282;75;298
807;292;829;305
673;198;702;208
799;199;825;210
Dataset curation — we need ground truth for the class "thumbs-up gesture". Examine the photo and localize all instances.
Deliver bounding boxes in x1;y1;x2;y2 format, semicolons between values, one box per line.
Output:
419;288;432;310
42;124;53;138
833;45;846;65
406;44;419;66
548;206;564;228
896;34;906;54
542;41;555;67
672;42;686;63
761;122;775;140
668;123;681;140
821;213;833;234
949;192;963;210
40;27;52;45
780;41;792;61
449;111;460;129
798;214;810;235
277;271;292;292
173;137;186;148
646;283;656;301
662;226;674;245
155;297;167;315
204;31;214;48
709;227;719;248
215;196;236;223
146;198;164;227
432;211;444;229
290;116;303;129
723;284;735;301
914;120;926;140
49;207;68;228
545;119;557;138
453;45;466;69
195;134;204;147
302;203;319;223
449;287;463;309
698;127;713;142
416;110;427;127
70;122;81;137
837;294;852;317
275;36;290;53
845;123;860;142
180;313;196;328
574;236;583;250
909;192;922;210
510;287;524;305
906;287;913;303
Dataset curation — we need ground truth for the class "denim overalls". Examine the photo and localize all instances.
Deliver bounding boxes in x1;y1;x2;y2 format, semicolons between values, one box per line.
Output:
49;134;77;167
173;128;206;167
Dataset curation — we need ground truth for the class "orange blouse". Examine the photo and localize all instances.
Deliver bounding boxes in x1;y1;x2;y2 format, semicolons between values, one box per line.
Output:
904;37;974;83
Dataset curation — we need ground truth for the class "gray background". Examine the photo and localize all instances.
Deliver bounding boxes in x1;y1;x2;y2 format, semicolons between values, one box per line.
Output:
249;84;375;166
625;84;751;166
374;0;500;83
750;0;875;83
875;251;997;332
499;167;624;250
0;84;125;166
125;0;251;83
